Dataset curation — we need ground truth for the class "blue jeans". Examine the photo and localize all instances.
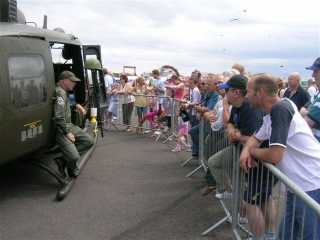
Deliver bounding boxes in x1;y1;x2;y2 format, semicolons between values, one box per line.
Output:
189;124;199;154
189;115;199;127
280;188;320;240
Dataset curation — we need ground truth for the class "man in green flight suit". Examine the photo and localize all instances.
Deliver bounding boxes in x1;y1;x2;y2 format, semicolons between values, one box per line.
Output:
54;71;94;177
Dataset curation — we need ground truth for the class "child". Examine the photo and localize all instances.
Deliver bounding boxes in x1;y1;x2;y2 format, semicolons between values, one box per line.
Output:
139;107;164;131
172;112;190;152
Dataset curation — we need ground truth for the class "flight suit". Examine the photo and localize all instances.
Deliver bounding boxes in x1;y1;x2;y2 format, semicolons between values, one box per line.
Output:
53;86;94;172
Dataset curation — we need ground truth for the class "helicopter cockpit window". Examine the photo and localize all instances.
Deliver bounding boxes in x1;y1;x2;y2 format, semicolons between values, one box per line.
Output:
8;55;47;108
51;43;73;64
50;43;74;81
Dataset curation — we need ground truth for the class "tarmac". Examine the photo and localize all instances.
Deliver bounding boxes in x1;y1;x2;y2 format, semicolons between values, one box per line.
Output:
0;129;233;240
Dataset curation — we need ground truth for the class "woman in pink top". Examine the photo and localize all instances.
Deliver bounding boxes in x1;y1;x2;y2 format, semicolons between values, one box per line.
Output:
165;75;185;100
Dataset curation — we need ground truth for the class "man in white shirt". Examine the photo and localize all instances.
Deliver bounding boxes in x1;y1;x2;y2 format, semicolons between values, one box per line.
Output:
307;78;318;102
103;68;118;129
152;69;166;109
241;73;320;240
187;78;201;127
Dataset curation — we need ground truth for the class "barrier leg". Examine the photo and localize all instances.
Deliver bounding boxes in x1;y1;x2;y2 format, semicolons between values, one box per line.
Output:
202;216;229;236
185;163;206;178
202;199;232;235
181;156;194;167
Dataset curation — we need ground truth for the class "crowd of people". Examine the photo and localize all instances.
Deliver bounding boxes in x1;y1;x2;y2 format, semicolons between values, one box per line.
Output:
103;58;320;240
52;56;320;239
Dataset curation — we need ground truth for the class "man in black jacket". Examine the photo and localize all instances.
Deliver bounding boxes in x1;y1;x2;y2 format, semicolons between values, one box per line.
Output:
283;72;310;110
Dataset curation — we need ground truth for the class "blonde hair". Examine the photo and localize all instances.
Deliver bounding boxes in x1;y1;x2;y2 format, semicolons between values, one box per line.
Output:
136;76;145;85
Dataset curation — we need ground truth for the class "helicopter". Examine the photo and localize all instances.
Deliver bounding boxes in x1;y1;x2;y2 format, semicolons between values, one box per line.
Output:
0;0;107;200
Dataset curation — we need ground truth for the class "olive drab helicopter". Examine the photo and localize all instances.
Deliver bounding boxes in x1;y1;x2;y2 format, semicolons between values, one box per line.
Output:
0;0;107;200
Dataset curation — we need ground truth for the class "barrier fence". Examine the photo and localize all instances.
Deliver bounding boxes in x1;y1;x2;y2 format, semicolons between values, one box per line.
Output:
198;117;320;240
106;93;189;145
105;93;320;239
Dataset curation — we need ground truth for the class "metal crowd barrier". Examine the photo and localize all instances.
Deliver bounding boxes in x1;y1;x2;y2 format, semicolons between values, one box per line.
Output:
106;93;188;145
184;118;210;177
198;119;320;239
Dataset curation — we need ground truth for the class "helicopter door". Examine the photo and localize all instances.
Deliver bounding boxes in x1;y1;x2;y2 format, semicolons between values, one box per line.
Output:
82;45;107;136
0;36;55;164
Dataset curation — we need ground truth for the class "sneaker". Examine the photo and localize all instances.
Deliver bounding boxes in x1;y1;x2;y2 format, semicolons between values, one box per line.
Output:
172;145;181;152
201;185;216;196
181;138;192;149
215;191;233;199
104;122;111;130
144;130;151;134
239;216;248;225
226;214;248;225
264;232;276;240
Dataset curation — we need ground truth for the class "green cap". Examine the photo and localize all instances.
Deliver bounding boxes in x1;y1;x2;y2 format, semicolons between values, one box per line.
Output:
58;71;81;82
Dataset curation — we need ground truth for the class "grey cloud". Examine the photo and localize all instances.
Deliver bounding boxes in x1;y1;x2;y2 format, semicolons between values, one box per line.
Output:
19;0;320;78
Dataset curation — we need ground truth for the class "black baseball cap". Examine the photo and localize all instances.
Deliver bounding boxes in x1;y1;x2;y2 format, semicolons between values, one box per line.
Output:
218;74;248;90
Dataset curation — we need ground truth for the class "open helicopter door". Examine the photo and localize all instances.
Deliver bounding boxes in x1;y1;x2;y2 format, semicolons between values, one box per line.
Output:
82;45;107;137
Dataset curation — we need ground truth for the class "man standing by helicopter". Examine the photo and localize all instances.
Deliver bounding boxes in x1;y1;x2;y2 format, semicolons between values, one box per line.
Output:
54;71;94;178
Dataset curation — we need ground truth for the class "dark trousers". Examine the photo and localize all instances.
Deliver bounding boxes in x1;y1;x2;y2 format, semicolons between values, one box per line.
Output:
190;115;199;127
122;102;134;125
56;125;94;170
205;169;216;186
189;124;199;154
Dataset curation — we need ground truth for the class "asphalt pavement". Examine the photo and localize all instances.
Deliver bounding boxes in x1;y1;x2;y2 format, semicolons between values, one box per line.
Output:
0;130;233;240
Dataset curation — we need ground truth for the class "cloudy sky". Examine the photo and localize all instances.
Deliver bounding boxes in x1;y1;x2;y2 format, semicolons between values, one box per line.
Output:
20;0;319;79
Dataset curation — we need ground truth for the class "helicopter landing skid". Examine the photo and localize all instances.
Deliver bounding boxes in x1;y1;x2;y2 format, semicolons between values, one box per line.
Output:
29;158;69;186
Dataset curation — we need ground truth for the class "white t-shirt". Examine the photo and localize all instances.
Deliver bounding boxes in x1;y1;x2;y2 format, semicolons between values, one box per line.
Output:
308;85;318;103
190;87;201;115
154;77;166;104
104;75;114;93
255;98;320;192
210;96;224;131
210;96;232;131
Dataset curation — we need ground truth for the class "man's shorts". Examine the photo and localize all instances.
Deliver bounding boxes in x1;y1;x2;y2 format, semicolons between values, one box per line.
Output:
108;102;118;116
136;106;147;115
243;161;277;206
